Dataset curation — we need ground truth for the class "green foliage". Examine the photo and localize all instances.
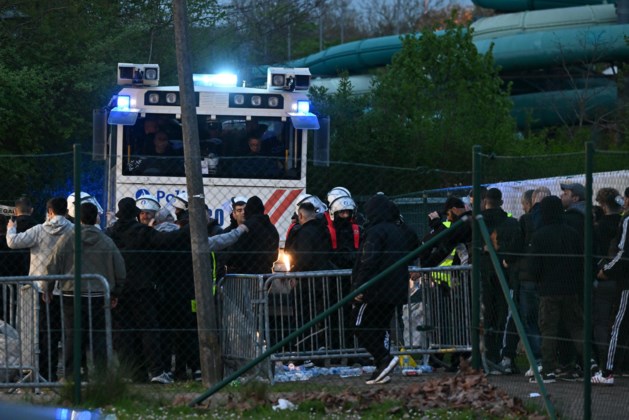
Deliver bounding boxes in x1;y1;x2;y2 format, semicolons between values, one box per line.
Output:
368;21;515;171
308;20;516;195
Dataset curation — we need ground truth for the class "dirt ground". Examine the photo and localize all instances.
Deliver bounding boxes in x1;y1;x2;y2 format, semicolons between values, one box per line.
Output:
487;372;629;420
1;369;628;419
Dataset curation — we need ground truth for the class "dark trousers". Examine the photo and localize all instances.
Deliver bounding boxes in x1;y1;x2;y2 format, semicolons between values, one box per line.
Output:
353;302;396;365
293;278;324;354
500;288;519;361
62;295;108;380
605;288;629;372
518;281;541;360
160;295;200;378
593;280;617;367
39;296;62;382
482;275;508;363
113;289;164;380
539;295;584;373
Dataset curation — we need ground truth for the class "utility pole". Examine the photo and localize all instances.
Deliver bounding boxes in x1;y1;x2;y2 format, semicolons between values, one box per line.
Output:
172;0;222;385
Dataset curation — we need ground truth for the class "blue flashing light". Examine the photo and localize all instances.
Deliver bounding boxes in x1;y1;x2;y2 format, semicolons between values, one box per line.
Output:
56;408;70;420
297;100;310;114
116;95;131;110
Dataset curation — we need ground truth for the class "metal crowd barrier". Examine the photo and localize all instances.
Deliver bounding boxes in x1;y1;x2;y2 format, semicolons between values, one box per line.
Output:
0;275;113;390
218;265;472;379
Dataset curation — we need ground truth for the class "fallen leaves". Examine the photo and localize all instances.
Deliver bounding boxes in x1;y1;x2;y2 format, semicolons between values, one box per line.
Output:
280;367;530;417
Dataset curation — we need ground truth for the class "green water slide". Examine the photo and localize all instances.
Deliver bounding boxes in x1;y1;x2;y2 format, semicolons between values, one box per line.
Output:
288;2;629;129
473;0;615;12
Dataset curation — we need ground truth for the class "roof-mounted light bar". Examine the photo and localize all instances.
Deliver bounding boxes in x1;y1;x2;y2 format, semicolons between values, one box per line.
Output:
117;63;160;87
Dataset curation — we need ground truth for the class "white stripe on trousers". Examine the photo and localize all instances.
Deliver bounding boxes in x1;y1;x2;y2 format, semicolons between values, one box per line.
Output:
606;289;629;372
355;303;368;327
501;289;514;358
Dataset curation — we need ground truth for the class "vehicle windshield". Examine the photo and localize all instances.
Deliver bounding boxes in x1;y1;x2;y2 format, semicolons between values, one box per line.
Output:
121;114;300;180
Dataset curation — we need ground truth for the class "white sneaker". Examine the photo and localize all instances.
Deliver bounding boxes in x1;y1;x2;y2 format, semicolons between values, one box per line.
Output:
151;371;174;384
525;364;543;377
591;371;614;385
366;375;391;385
365;355;398;385
498;357;513;374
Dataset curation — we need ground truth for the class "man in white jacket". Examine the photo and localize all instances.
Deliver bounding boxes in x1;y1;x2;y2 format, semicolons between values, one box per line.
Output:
6;196;74;382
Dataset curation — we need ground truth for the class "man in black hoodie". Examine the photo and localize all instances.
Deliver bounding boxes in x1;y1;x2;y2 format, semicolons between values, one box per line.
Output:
225;196;279;274
352;194;417;385
528;195;584;383
107;197;182;384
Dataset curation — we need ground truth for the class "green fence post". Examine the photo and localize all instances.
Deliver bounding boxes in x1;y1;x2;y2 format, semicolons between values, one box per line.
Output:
73;144;82;403
583;141;594;420
476;217;557;419
471;145;482;369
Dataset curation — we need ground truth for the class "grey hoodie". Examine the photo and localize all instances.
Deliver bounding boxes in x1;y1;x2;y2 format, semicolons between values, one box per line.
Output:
6;215;74;290
47;225;126;297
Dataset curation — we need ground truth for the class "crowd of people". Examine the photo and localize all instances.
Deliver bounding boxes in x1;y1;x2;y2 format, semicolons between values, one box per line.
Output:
418;183;629;386
0;181;627;388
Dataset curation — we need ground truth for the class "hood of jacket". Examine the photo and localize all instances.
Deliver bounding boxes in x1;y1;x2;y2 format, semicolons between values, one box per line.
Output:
245;196;265;217
43;215;73;236
81;225;105;246
540;196;565;225
363;194;398;226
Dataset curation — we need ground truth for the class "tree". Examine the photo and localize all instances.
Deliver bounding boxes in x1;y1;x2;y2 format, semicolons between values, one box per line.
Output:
368;20;515;169
0;1;221;199
308;19;517;195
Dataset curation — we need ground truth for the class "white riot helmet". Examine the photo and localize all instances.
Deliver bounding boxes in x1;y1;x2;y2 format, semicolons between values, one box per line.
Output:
67;191;103;219
326;186;351;206
295;193;327;214
136;193;160;212
172;191;189;210
329;196;356;221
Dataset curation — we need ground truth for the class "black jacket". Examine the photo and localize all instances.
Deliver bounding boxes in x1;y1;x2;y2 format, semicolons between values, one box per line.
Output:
352;195;417;305
107;218;184;292
527;197;583;296
285;217;332;272
226;198;279;274
600;214;629;285
420;211;472;267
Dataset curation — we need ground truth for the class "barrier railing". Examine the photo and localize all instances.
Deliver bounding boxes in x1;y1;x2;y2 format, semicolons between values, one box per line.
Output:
218;265;472;380
0;275;112;389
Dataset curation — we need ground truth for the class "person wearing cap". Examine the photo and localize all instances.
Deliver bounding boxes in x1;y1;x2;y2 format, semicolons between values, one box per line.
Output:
419;196;472;268
418;196;472;373
560;182;587;237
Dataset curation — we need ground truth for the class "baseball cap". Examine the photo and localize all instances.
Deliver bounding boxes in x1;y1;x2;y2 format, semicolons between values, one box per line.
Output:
560;183;586;201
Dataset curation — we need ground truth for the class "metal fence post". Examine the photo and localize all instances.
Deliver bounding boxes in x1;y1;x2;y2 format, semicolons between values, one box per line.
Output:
583;141;594;420
73;144;82;403
471;145;482;369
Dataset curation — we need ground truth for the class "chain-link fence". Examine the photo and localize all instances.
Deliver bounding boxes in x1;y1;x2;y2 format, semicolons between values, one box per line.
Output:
2;146;629;418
